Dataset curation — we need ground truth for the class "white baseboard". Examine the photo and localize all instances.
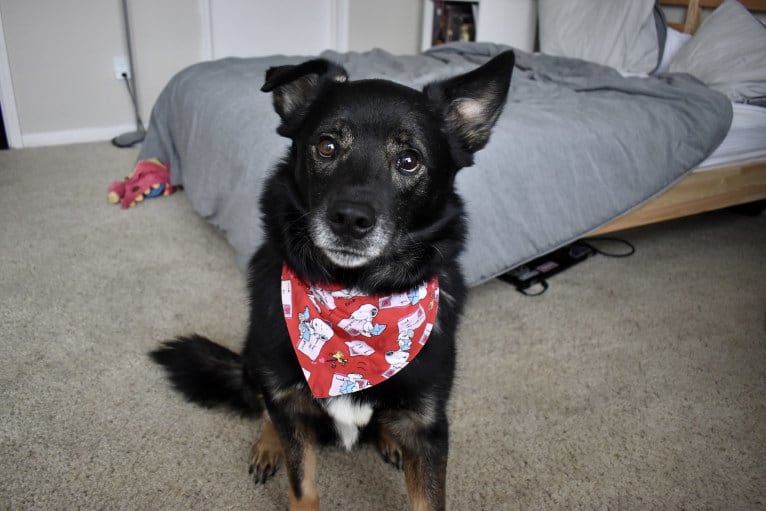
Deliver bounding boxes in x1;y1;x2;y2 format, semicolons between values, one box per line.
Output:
21;124;138;148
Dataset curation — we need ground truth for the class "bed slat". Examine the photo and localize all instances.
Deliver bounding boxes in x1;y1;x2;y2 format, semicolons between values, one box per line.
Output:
660;0;766;11
589;161;766;235
661;0;766;33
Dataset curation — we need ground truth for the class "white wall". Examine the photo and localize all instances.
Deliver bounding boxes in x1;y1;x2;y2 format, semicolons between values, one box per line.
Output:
206;0;423;59
10;2;752;149
0;0;202;148
0;0;429;148
209;0;338;58
3;2;763;149
129;0;205;133
1;0;130;145
349;0;423;55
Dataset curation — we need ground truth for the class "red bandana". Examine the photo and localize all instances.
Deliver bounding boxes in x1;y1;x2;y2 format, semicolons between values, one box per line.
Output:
281;264;439;398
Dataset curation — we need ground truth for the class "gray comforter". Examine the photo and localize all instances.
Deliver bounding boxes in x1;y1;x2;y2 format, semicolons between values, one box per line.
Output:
138;43;732;286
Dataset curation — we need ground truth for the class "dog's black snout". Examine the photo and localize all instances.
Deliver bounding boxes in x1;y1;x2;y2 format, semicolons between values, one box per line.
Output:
327;200;376;239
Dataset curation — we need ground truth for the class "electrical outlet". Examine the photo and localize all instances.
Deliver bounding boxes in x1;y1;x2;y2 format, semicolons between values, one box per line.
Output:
113;56;131;80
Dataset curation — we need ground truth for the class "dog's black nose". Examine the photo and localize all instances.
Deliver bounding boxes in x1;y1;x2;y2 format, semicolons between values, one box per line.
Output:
327;200;376;239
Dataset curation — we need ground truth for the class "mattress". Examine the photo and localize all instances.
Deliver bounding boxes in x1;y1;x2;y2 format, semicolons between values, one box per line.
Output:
136;43;732;286
697;103;766;170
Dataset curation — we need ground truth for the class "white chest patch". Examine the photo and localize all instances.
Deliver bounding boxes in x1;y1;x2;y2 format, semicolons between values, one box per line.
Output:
323;396;374;450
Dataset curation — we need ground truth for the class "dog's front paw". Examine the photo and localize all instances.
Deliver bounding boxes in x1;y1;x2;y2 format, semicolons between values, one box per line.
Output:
248;421;284;484
377;429;403;470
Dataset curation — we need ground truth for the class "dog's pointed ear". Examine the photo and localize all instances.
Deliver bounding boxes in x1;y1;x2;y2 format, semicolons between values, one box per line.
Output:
424;51;514;164
261;59;348;136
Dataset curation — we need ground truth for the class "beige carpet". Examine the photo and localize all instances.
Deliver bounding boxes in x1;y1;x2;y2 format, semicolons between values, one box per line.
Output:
1;142;764;510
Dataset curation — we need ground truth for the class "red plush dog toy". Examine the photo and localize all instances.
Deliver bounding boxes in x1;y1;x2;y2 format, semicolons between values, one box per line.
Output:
108;159;175;209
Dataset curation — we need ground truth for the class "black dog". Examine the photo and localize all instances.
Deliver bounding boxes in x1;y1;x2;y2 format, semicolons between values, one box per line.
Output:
150;50;514;511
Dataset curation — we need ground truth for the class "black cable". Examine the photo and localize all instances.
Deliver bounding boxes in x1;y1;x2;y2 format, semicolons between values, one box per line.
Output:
581;237;635;258
518;280;548;296
499;237;636;296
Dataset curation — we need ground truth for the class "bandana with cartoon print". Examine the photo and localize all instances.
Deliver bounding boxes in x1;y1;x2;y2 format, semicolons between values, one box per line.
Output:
280;264;439;398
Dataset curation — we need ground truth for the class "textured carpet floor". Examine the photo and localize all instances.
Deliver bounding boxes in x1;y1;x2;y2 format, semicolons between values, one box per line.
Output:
1;142;764;510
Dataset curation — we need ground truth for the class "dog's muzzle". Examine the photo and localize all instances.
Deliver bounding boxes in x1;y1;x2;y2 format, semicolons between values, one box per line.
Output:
310;197;390;269
326;200;376;240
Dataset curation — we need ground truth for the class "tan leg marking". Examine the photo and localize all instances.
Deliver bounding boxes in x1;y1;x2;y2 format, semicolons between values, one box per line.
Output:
288;443;320;511
404;456;432;511
248;417;284;484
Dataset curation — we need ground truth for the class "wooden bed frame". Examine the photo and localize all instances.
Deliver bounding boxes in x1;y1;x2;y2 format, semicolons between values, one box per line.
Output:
590;0;766;235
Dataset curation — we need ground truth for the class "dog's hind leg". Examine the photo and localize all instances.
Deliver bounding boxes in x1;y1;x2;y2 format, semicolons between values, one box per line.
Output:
403;427;448;511
377;428;404;470
249;415;284;484
263;403;320;511
383;416;449;511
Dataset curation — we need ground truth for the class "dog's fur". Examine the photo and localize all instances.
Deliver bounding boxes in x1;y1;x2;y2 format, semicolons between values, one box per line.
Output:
150;51;514;511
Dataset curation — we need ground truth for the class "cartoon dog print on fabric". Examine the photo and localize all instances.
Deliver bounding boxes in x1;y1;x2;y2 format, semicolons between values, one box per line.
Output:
296;306;335;361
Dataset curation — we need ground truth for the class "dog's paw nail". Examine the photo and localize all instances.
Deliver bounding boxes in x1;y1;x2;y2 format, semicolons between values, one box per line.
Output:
378;439;404;470
252;463;276;485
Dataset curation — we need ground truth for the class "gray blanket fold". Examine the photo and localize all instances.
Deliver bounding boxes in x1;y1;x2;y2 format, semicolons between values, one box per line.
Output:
138;43;732;285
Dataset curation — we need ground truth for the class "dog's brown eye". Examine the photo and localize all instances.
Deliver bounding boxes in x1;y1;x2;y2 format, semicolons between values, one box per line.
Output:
396;151;420;173
317;137;337;159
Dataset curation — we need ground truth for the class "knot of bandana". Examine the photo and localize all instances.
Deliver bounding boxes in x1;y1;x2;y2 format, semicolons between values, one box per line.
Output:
280;264;439;398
